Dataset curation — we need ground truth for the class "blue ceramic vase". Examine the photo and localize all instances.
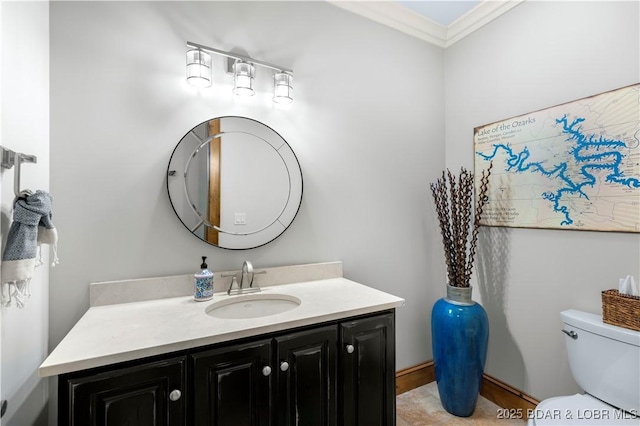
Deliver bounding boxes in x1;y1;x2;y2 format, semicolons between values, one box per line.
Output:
431;285;489;417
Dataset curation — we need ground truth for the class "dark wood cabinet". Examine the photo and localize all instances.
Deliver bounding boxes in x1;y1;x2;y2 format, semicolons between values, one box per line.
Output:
275;325;337;426
191;326;338;426
60;356;186;426
340;312;395;426
192;339;272;426
59;310;395;426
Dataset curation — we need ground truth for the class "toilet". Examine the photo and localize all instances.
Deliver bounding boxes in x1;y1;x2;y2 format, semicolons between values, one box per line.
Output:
527;309;640;426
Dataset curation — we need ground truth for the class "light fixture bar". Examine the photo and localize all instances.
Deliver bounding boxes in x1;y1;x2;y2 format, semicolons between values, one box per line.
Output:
186;41;293;74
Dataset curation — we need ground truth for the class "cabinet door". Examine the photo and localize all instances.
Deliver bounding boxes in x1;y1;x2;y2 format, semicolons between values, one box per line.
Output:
275;325;337;426
62;356;186;426
340;312;395;426
191;339;272;426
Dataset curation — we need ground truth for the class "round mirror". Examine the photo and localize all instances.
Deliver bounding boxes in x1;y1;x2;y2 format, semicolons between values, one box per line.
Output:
167;116;303;249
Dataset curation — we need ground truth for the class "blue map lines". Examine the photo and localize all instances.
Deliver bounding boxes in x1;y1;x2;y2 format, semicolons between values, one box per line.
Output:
477;114;640;226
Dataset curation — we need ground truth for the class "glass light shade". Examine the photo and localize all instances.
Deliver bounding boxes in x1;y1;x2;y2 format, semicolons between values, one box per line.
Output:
186;49;212;88
273;72;293;104
232;61;255;96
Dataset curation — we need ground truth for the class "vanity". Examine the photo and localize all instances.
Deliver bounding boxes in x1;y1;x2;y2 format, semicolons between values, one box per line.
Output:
39;262;405;425
39;119;405;424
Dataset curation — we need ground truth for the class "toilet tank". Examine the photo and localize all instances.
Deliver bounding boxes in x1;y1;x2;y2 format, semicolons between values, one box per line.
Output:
561;309;640;414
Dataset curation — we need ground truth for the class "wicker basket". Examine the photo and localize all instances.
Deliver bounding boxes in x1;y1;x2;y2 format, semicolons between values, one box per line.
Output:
601;289;640;331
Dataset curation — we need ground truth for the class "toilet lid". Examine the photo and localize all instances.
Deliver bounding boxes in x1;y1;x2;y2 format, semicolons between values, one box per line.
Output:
530;394;639;425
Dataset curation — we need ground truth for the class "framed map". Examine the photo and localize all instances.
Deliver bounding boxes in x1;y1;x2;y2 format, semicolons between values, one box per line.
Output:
474;84;640;233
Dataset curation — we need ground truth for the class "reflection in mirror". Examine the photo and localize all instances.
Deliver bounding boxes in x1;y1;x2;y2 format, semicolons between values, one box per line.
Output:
167;117;303;250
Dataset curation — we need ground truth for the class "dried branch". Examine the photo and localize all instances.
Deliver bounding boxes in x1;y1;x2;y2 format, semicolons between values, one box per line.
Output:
464;162;493;285
430;171;456;283
430;163;492;288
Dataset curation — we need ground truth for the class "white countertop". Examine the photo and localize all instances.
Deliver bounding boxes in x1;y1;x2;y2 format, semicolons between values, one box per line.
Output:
39;277;404;377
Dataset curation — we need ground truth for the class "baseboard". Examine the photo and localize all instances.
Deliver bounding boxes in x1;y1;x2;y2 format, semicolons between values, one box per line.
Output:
396;361;539;411
480;374;539;412
395;361;434;395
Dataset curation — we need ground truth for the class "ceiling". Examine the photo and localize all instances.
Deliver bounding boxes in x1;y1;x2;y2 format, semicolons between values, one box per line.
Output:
396;1;481;26
329;0;523;48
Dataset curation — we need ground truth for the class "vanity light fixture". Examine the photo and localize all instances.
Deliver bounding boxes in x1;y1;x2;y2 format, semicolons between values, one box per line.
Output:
232;60;255;96
186;41;294;104
273;72;293;104
185;49;212;88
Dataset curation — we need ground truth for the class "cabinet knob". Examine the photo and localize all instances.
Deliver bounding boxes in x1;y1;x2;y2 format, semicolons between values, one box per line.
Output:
346;344;355;354
262;366;272;376
169;389;181;401
280;361;289;372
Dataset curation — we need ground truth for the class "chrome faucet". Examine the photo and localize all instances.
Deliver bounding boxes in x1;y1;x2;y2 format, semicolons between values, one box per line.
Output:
224;261;267;295
241;261;254;289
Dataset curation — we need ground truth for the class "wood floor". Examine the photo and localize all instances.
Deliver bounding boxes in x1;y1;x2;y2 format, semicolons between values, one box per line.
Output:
397;382;526;425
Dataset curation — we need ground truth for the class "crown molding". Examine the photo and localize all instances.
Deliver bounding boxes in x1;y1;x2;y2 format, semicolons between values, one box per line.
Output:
328;1;448;47
446;0;524;47
328;1;525;48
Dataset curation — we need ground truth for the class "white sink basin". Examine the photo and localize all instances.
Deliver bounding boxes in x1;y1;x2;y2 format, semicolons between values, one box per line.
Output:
205;293;301;319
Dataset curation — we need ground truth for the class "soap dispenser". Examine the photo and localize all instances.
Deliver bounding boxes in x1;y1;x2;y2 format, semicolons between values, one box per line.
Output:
194;256;214;301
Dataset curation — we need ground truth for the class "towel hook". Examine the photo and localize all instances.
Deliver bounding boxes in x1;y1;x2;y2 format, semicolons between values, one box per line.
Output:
0;146;38;197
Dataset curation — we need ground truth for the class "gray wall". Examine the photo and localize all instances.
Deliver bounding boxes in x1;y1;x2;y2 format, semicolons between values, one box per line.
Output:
44;2;640;424
1;2;50;425
445;1;640;400
50;0;443;378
